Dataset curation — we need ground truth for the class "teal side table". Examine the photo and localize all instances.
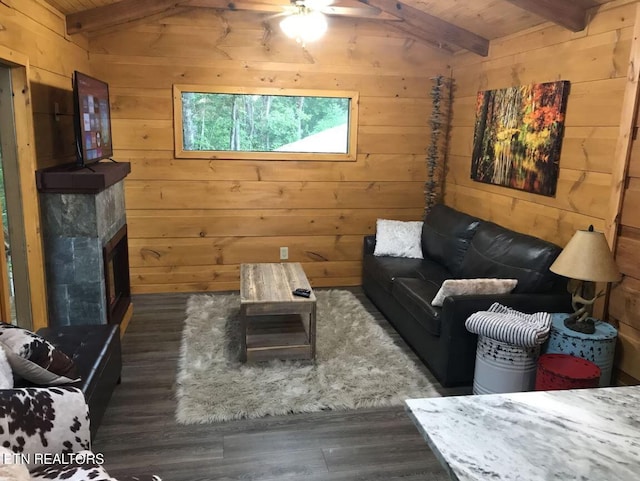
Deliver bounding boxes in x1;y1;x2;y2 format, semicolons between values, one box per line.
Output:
545;313;618;386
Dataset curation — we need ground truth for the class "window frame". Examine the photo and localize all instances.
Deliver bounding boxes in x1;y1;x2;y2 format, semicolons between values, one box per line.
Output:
173;85;359;161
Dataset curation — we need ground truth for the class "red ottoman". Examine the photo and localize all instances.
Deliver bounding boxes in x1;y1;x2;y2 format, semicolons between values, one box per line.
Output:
535;353;600;390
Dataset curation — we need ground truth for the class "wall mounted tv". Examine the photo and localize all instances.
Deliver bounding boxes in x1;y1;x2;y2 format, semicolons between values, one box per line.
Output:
73;71;113;167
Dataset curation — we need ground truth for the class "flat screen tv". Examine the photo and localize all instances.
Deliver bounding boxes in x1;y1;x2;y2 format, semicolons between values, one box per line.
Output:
73;71;113;167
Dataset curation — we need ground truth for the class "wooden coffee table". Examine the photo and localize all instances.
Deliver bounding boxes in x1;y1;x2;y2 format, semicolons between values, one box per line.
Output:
239;262;316;362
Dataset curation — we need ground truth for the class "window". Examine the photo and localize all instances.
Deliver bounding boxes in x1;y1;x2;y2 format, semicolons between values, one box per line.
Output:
173;85;358;161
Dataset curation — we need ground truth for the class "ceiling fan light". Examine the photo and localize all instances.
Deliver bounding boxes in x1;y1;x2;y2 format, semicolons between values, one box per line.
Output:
280;14;300;40
280;10;328;44
303;11;328;42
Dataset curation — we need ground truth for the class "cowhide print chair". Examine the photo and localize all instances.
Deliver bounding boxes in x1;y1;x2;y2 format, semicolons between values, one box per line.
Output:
0;387;159;481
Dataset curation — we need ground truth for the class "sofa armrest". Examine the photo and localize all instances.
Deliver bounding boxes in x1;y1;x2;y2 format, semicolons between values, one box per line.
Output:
440;292;572;337
363;235;376;255
0;387;90;465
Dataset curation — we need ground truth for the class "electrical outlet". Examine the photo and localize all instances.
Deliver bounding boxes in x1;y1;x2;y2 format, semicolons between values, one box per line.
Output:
280;246;289;260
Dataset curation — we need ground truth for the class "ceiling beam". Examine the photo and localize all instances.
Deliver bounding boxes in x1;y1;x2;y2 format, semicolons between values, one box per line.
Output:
67;0;192;35
185;0;264;10
505;0;588;32
184;0;401;21
391;22;455;55
359;0;489;56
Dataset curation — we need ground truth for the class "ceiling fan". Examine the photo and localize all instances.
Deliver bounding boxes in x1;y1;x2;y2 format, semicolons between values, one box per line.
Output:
275;0;383;44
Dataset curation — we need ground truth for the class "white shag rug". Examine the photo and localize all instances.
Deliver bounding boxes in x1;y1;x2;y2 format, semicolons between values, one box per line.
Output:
176;289;442;423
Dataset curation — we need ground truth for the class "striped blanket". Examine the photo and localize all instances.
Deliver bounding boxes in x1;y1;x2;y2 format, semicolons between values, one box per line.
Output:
465;303;552;347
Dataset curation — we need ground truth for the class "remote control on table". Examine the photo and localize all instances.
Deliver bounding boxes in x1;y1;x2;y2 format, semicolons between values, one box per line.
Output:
292;288;311;298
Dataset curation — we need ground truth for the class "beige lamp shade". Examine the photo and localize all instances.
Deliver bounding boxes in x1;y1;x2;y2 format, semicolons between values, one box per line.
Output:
550;228;622;282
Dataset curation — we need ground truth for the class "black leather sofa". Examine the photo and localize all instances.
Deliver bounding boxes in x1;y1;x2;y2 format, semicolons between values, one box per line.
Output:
17;324;123;440
362;204;572;387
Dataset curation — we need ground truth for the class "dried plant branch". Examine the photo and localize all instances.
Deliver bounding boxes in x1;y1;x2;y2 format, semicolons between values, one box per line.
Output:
425;75;453;215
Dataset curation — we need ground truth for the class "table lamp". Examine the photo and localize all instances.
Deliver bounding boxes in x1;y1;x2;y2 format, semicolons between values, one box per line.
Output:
549;226;621;334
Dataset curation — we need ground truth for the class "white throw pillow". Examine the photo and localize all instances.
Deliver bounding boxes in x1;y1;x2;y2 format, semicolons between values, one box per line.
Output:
0;347;12;389
373;219;423;259
431;278;518;307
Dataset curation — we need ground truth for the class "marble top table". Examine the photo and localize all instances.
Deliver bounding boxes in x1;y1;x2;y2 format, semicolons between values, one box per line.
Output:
405;386;640;481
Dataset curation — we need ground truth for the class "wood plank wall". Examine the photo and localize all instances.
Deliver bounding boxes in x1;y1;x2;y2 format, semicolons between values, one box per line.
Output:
610;102;640;382
447;2;636;244
87;8;451;293
0;0;90;329
447;1;640;382
0;0;91;168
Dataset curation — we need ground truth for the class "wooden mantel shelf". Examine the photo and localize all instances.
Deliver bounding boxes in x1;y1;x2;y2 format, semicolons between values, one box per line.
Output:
36;161;131;194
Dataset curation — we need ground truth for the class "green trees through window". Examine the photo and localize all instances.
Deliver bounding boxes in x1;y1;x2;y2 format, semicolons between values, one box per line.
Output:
182;93;349;152
173;86;359;161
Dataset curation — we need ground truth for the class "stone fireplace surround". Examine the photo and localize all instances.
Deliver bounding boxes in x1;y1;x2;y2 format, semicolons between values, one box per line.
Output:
37;162;131;327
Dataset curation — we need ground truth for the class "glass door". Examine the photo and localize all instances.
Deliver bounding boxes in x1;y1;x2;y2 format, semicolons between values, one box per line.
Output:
0;55;47;331
0;145;15;323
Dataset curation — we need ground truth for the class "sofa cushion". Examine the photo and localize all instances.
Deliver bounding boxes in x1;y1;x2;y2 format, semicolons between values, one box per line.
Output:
422;205;482;276
412;258;453;287
458;222;563;293
362;254;424;293
392;278;442;336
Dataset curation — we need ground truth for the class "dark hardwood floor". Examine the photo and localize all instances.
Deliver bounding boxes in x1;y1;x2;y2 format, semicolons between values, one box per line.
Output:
93;288;469;480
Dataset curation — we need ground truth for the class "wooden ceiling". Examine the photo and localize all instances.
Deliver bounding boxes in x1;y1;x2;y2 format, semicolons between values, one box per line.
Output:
43;0;618;56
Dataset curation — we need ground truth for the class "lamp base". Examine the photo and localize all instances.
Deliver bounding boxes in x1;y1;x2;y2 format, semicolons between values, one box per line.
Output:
565;279;598;334
564;315;596;334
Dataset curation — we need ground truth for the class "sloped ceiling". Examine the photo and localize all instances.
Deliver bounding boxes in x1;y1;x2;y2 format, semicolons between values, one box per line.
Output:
43;0;617;56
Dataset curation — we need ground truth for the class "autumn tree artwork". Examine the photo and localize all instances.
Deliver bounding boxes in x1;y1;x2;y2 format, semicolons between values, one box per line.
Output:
471;81;569;196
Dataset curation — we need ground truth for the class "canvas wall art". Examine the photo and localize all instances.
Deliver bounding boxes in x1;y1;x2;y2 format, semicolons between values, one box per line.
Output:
470;80;569;197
